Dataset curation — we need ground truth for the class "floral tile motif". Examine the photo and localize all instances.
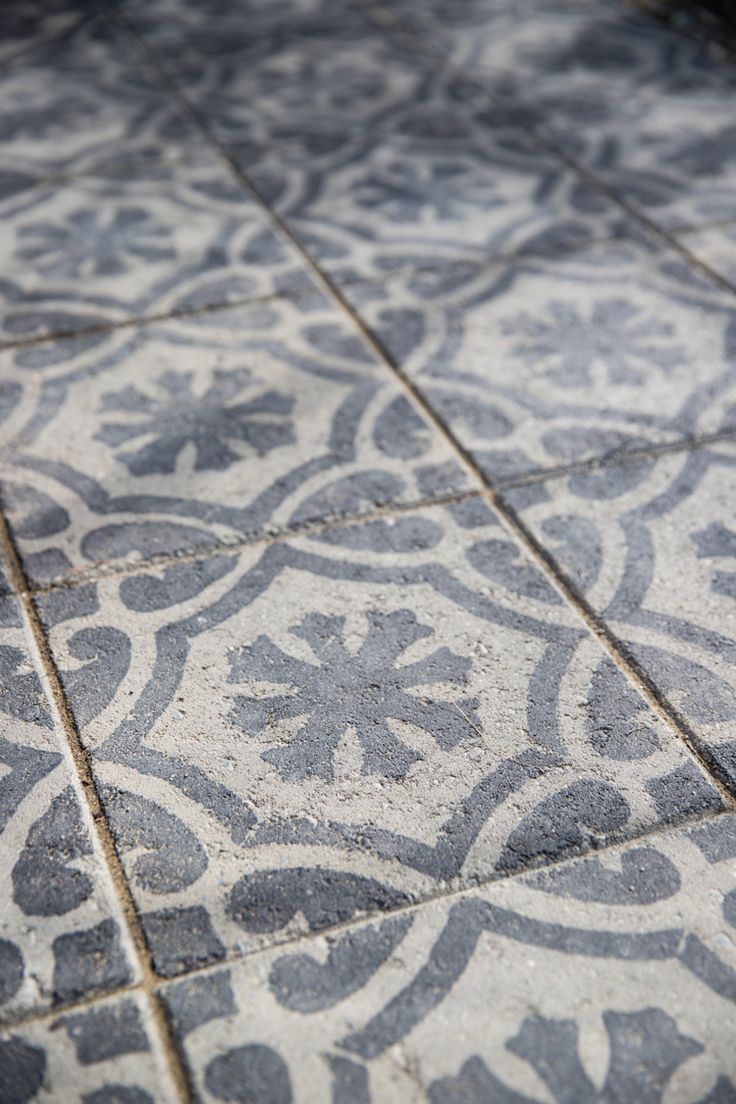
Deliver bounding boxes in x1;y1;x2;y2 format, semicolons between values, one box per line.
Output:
388;0;736;231
0;291;468;586
0;14;198;184
0;991;177;1102
0;591;136;1023
343;236;736;482
131;3;432;144
162;812;736;1102
239;95;636;282
502;439;736;789
37;504;722;977
0;162;316;343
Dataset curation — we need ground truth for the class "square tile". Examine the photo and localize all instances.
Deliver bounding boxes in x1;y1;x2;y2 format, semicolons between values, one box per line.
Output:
436;0;736;231
139;5;432;143
38;503;721;976
0;290;468;585
163;812;736;1101
0;592;136;1023
0;14;197;183
343;237;736;482
0;991;177;1102
0;162;315;342
502;438;736;788
241;95;637;281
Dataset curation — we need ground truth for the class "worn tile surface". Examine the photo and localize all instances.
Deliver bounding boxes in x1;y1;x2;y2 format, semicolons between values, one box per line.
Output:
0;292;468;586
2;0;736;1100
163;813;736;1102
0;592;136;1024
503;440;736;788
0;991;177;1102
36;505;722;976
344;237;736;482
382;0;736;231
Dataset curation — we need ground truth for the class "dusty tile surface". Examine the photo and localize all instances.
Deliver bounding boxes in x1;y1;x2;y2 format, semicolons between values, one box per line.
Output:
0;292;468;586
36;505;722;976
0;166;315;343
383;0;736;231
163;812;736;1102
2;0;736;1099
0;991;177;1102
344;238;736;482
503;440;736;787
0;592;136;1024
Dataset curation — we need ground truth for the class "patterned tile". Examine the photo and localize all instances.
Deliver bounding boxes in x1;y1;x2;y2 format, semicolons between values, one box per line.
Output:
390;0;736;232
131;2;430;142
163;812;736;1102
0;160;315;343
0;14;197;184
0;991;177;1102
37;503;721;977
0;591;135;1023
0;290;468;585
343;236;736;482
238;90;636;282
502;438;736;789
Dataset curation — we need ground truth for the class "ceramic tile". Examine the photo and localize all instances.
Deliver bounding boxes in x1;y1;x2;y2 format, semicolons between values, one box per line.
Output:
0;163;316;343
0;991;177;1102
0;592;136;1023
503;439;736;789
164;812;736;1102
387;0;736;231
37;503;722;977
342;237;736;482
0;289;468;585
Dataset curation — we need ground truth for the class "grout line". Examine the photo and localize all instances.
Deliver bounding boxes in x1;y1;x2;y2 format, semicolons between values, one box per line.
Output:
492;426;736;490
110;5;736;805
1;795;730;1035
20;489;480;595
0;513;196;1104
493;494;736;806
2;981;142;1034
154;800;731;991
13;429;736;599
362;0;736;306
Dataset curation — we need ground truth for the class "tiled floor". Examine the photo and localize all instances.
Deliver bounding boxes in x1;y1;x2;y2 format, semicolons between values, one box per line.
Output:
1;0;736;1101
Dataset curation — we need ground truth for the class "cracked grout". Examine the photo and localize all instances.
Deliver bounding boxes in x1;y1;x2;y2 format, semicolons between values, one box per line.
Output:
0;512;196;1104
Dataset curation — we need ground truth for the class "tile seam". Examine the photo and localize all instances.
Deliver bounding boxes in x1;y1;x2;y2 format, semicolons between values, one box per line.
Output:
361;0;736;305
0;512;196;1104
9;432;736;600
0;799;729;1032
110;5;736;805
153;802;732;992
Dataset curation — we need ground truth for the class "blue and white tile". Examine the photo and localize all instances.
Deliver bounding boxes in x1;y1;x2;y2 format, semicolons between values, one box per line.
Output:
0;991;177;1102
343;236;736;482
503;438;736;790
37;503;722;976
164;812;736;1102
0;289;468;585
0;591;136;1023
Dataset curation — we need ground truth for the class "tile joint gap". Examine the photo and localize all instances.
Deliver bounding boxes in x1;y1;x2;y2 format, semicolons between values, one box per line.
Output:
0;512;196;1104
